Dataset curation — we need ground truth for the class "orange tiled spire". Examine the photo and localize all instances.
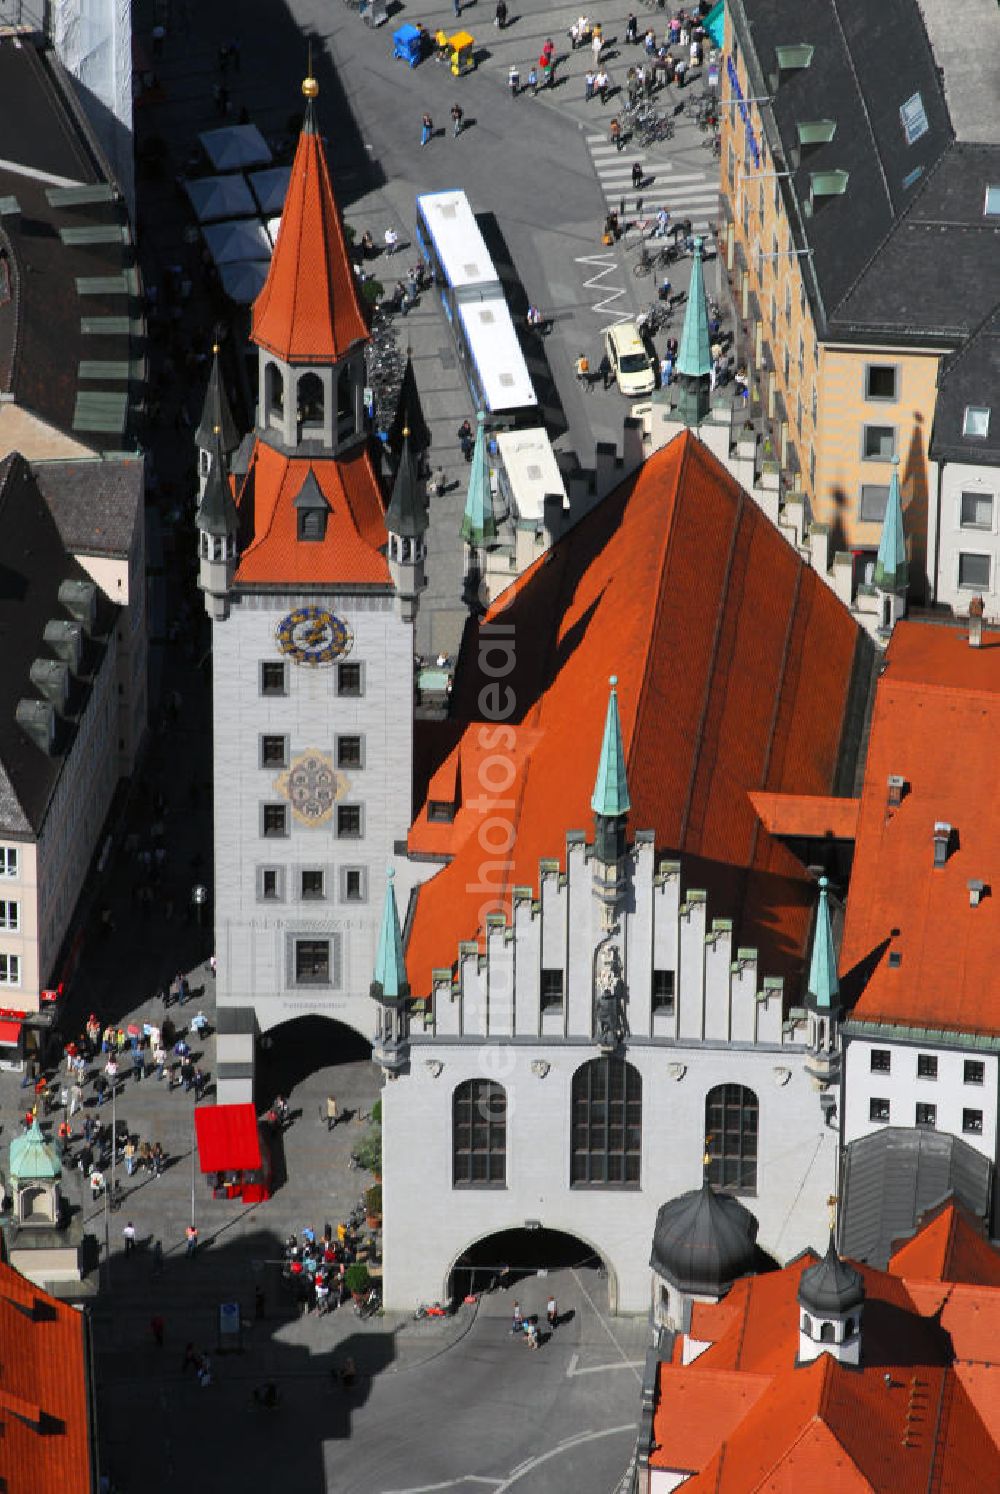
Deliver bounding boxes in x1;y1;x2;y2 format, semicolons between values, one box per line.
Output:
252;69;369;364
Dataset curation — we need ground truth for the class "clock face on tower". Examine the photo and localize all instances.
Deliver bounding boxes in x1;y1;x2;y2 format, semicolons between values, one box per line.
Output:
275;606;353;666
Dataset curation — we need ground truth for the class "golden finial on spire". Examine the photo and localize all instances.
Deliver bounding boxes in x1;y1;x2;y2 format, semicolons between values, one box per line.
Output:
402;425;411;439
212;342;220;355
827;1194;838;1233
302;43;319;98
703;1134;713;1168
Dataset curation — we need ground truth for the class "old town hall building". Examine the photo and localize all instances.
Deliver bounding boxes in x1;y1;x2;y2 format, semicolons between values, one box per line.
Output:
197;76;877;1311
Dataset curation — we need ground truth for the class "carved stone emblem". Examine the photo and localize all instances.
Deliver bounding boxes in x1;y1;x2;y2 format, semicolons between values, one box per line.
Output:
772;1066;791;1087
667;1063;687;1082
531;1060;551;1079
424;1060;444;1078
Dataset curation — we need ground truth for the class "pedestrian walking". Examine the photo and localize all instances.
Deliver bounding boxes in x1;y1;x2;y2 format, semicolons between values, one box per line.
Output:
508;64;520;97
451;103;464;137
591;25;603;64
420;112;433;147
132;1049;143;1084
527;66;538;95
124;1139;137;1177
181;1342;198;1373
625;12;638;44
152;1239;164;1275
150;1315;165;1347
384;227;399;256
599;352;613;389
632;160;643;191
596;68;610;104
584;69;595;100
152;1142;165;1178
546;1295;558;1330
123;1221;137;1256
576;352;592;390
326;1096;339;1132
495;0;507;27
185;1224;198;1259
510;1300;523;1334
69;1083;83;1117
453;0;461;15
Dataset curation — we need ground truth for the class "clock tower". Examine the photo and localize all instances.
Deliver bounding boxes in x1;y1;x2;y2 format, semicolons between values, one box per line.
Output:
200;70;418;1102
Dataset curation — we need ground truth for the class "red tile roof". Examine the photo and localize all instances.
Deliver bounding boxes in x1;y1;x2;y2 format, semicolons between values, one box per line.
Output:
251;104;369;364
650;1219;1000;1490
749;791;859;841
0;1261;92;1492
235;439;388;587
888;1200;1000;1286
406;431;863;996
841;621;1000;1034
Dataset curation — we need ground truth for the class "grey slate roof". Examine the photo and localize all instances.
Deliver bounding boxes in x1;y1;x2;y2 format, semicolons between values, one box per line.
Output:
930;307;1000;464
650;1182;758;1295
195;346;240;456
0;453;117;836
0;35;143;449
728;0;1000;342
840;1125;992;1268
385;430;427;539
33;457;143;558
798;1233;865;1316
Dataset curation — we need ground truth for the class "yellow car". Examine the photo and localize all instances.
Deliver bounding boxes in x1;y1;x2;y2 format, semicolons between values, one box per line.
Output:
604;320;656;396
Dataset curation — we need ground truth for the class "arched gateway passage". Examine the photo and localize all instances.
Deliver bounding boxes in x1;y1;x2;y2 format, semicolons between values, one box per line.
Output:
448;1226;616;1308
257;1014;372;1102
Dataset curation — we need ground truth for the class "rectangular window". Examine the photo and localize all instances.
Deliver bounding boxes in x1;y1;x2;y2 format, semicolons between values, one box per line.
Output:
262;804;288;838
963;1109;984;1135
260;661;288;697
870;1049;891;1073
915;1102;937;1128
259;868;281;901
301;870;325;901
865;365;898;401
0;848;18;878
540;969;564;1012
337;804;362;839
965;1059;985;1085
260;734;288;768
336;735;363;770
917;1053;938;1079
860;484;890;524
862;425;896;460
958;552;991;590
337;662;363;698
340;867;366;902
294;938;331;986
0;900;19;932
783;347;790;385
870;1097;890;1123
986;186;1000;217
652;969;676;1013
0;953;20;986
960;492;994;530
964;406;991;438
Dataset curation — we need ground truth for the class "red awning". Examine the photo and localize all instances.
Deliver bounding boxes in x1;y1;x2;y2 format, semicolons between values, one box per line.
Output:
0;1020;22;1046
195;1104;262;1173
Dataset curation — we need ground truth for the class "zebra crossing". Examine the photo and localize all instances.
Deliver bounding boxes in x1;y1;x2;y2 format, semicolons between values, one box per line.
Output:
586;135;719;235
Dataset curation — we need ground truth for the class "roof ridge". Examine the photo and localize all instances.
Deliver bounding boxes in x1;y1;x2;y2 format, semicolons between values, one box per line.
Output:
830;140;955;319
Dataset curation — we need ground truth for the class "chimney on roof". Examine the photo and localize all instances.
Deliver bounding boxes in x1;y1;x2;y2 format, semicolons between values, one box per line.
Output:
933;822;952;868
968;594;984;648
57;579;97;635
968;880;986;907
15;699;56;755
887;775;907;808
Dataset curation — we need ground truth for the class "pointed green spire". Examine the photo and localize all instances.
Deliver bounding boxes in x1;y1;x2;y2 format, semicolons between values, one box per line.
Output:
372;867;409;1001
807;876;839;1011
676;237;713;381
873;457;908;593
591;675;631;818
460;411;497;548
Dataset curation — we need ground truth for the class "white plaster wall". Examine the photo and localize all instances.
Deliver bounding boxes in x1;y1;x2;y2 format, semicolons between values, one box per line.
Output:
212;590;413;1038
933;460;1000;619
843;1038;998;1161
382;1039;837;1313
0;843;39;1014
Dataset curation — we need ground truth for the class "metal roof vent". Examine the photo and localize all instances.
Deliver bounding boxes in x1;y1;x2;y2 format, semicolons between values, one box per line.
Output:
43;620;83;673
968;594;984;648
887;775;907;808
968;880;986;908
57;578;97;634
29;658;70;713
15;699;56;755
933;822;952;868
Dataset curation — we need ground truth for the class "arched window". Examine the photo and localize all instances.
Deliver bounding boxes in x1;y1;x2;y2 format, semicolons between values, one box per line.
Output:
453;1079;506;1188
266;361;284;416
820;1321;835;1343
801;1313;813;1336
298;371;324;427
705;1083;758;1194
571;1056;642;1187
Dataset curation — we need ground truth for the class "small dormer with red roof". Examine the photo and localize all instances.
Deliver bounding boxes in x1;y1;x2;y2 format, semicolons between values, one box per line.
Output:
252;71;370;458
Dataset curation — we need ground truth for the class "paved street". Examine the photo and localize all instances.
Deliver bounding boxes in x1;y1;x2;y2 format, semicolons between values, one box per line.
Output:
0;0;726;1486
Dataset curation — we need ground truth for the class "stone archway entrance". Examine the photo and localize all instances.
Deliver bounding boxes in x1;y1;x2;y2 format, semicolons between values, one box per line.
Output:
448;1225;616;1309
256;1013;372;1104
